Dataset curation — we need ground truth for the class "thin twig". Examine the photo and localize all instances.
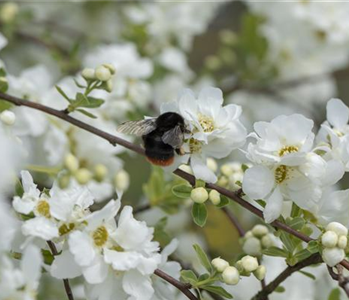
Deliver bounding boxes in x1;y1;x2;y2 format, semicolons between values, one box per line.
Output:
251;254;322;300
328;265;349;298
2;92;349;274
154;269;198;300
47;241;75;300
222;207;245;237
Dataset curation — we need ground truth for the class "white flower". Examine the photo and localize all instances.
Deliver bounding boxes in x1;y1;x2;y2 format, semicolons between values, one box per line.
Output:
162;87;247;183
322;247;345;267
326;222;348;237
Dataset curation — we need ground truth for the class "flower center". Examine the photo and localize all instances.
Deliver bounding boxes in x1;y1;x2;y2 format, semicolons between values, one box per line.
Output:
333;129;344;137
189;138;202;154
198;113;215;132
59;223;75;236
92;226;109;247
278;146;299;157
275;165;288;184
36;200;51;218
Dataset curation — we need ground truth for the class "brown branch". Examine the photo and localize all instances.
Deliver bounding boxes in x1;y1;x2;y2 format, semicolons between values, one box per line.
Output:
154;269;198;300
222;207;245;237
47;241;74;300
251;254;322;300
328;265;349;298
2;92;349;274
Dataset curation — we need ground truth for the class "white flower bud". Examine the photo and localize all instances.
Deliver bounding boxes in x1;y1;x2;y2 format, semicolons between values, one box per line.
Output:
179;164;192;174
95;65;112;82
206;158;218;173
244;231;253;239
64;153;79;173
0;110;15;125
105;79;113;92
209;190;221;205
253;265;266;281
241;256;259;272
114;170;130;191
242;237;262;256
252;225;269;237
321;231;338;248
221;164;234;176
217;175;229;187
190;187;208;204
81;68;96;80
338;236;348;249
0;3;18;23
75;168;92;185
322;247;345;267
326;222;348;237
102;63;116;75
211;257;229;272
94;164;108;182
222;266;240;285
261;234;274;249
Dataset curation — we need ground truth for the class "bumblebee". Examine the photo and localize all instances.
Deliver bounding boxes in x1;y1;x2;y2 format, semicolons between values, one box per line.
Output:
117;112;189;166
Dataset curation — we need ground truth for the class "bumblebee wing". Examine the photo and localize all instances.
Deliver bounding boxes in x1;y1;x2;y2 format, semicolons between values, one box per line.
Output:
162;125;184;148
117;119;157;136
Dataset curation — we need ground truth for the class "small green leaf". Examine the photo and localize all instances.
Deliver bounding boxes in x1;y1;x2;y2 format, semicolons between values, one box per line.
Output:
216;195;229;208
262;246;288;258
255;199;266;208
279;231;297;253
193;244;212;273
55;85;71;103
76;109;97;119
328;288;340;300
307;240;319;253
195;179;206;188
292;249;312;263
0;77;8;93
275;286;285;293
180;270;198;286
15;178;24;197
288;217;305;231
198;273;210;282
202;286;233;299
41;249;55;265
74;78;86;89
241;164;249;172
291;203;301;218
74;93;90;107
192;203;208;227
298;270;316;280
172;184;192;199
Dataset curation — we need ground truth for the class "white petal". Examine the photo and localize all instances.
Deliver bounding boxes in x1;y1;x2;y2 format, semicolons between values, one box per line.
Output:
13;196;36;215
190;155;217;183
22;217;59;240
321;160;344;186
137;253;162;275
21;244;42;285
242;166;274;200
264;186;283;223
21;170;35;192
178;89;197;121
85;199;120;230
104;248;140;271
51;250;82;279
197;87;223;119
68;231;96;266
327;98;349;130
122;270;154;300
82;255;109;284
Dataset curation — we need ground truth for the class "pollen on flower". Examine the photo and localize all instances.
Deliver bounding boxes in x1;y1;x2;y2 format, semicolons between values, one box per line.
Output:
92;226;109;247
36;200;51;218
274;165;287;184
198;113;215;132
189;138;202;153
59;223;76;236
111;244;124;252
278;146;299;157
333;129;344;137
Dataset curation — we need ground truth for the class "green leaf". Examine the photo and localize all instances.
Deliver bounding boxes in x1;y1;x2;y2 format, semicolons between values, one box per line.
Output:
216;195;229;208
193;244;212;273
198;273;210;282
255;199;266;208
241;164;249;172
291;203;301;218
307;241;319;254
298;270;316;280
76;109;97;119
0;100;12;112
279;231;297;253
0;77;8;93
55;85;71;103
74;92;90;107
172;184;192;199
180;270;198;286
154;217;171;247
328;288;340;300
195;179;206;188
80;96;105;108
202;286;233;299
15;178;24;197
41;249;55;265
275;286;285;293
292;249;312;264
288;217;305;231
262;247;288;258
74;78;86;89
0;68;7;77
192;203;208;227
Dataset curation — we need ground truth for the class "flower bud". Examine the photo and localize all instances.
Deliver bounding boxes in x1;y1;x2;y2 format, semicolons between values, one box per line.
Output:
222;266;240;285
81;68;96;80
322;247;345;267
261;234;274;249
244;231;253;239
0;3;18;23
326;222;348;237
211;257;229;272
102;63;116;75
241;256;259;272
217;175;229;188
105;79;113;92
235;260;244;273
242;237;261;256
190;187;208;204
209;190;221;205
94;164;108;182
252;225;269;237
338;236;348;249
206;158;217;173
0;110;15;125
95;65;112;82
179;164;192;174
58;174;71;189
64;153;79;173
322;231;338;248
253;265;266;281
221;164;234;177
114;170;130;191
75;168;92;185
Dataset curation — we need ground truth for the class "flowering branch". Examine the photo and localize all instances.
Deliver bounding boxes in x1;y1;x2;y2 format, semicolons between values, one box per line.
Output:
46;241;75;300
251;253;322;300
